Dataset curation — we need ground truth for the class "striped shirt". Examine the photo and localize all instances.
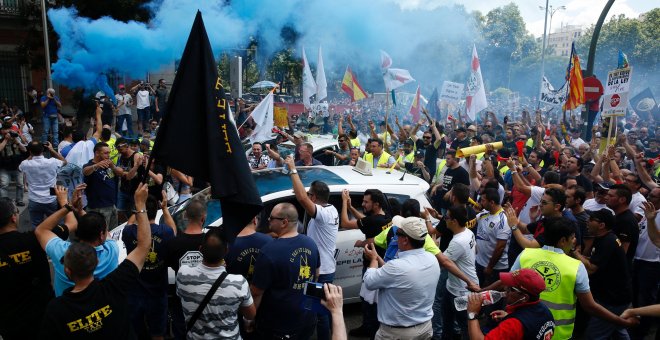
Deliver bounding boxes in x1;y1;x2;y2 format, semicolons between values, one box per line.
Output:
176;264;253;339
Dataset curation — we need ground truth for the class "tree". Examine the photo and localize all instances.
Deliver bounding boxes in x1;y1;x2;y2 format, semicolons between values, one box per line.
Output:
576;9;660;94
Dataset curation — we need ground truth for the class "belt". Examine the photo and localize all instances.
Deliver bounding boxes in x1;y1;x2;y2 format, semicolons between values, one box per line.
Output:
382;322;425;329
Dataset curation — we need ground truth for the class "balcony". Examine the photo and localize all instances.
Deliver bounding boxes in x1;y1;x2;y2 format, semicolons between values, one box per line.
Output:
0;0;26;16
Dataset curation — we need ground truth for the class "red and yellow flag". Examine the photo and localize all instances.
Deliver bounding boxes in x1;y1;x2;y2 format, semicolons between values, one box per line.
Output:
563;43;585;111
408;85;421;122
341;66;368;102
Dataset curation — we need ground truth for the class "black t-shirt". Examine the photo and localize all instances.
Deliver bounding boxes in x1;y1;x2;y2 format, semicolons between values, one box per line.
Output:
117;152;145;194
0;231;54;339
437;166;470;209
436;206;477;252
40;260;139;340
589;232;632;305
358;214;392;259
225;232;273;282
100;102;114;126
614;209;640;267
122;223;174;295
450;138;470;151
423;141;439;175
166;232;205;273
146;164;166;201
573;210;590;244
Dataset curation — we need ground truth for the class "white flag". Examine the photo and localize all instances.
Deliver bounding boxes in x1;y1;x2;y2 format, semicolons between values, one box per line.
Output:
249;92;274;143
380;50;393;71
383;68;414;91
465;44;488;121
302;47;317;109
540;76;568;106
315;46;327;102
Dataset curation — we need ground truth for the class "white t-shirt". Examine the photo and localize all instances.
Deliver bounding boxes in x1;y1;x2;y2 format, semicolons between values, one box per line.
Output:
635;214;660;262
135;90;150;109
444;229;479;296
570;137;586;149
583;199;613;213
518;186;545;225
115;93;133;116
630;192;647;217
307;203;339;275
475;209;510;270
18;156;64;204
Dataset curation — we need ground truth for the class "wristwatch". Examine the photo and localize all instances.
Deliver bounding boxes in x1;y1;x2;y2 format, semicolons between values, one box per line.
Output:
290;169;298;175
511;225;518;231
468;312;477;320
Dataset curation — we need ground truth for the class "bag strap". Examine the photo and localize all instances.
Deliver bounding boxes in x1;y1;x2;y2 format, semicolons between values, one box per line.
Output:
186;271;228;332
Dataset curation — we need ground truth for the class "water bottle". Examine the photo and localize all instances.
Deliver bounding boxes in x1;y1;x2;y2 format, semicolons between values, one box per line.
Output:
454;290;506;311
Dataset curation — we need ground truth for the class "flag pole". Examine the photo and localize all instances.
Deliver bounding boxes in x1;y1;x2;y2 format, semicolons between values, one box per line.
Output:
562;44;574;124
384;88;390;150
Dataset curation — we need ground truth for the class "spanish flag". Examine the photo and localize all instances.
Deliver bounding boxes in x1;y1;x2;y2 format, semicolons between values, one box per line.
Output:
563;42;585;111
341;66;368;102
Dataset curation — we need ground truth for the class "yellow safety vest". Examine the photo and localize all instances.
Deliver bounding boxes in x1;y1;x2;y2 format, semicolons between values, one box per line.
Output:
363;151;392;168
520;248;580;340
350;138;361;148
105;137;119;163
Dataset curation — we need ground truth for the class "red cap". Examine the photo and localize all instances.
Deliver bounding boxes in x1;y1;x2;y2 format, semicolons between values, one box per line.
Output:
499;269;546;296
118;84;125;89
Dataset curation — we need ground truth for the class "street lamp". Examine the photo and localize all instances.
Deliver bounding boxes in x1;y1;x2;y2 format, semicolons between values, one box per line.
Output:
41;0;53;89
537;2;565;109
540;5;566;39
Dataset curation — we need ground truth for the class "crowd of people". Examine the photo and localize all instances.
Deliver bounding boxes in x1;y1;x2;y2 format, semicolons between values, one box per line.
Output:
0;83;659;340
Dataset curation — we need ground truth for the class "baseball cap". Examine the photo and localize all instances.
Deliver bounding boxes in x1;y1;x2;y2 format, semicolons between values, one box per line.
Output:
118;84;125;89
455;127;467;133
499;269;546;296
414;150;425;158
398;217;427;241
467;125;478;132
140;139;151;146
293;131;305;139
391;215;405;228
587;208;615;229
596;182;612;191
403;139;415;146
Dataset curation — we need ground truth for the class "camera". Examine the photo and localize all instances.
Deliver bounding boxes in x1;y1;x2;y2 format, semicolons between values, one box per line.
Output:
303;281;325;300
9;131;18;138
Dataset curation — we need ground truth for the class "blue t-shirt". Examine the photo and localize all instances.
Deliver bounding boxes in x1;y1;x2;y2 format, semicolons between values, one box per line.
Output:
45;237;119;296
40;95;60;116
252;234;320;333
225;232;273;282
83;159;118;209
122;223;175;295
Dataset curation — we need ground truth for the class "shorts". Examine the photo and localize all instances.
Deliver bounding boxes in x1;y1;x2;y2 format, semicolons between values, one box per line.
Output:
128;292;168;337
117;191;135;212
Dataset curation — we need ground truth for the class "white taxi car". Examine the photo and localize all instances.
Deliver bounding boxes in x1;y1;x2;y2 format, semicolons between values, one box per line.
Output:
110;165;432;303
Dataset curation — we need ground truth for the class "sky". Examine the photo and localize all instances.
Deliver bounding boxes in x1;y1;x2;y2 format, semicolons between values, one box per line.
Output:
398;0;655;37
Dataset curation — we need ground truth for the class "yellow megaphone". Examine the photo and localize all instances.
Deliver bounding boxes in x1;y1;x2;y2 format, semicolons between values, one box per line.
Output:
456;142;503;158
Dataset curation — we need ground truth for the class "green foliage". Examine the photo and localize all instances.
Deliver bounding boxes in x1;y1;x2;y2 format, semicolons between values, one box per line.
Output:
266;48;301;95
576;9;659;93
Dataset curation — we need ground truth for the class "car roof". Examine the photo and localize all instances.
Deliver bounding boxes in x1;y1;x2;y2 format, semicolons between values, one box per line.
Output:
281;134;338;150
253;165;429;198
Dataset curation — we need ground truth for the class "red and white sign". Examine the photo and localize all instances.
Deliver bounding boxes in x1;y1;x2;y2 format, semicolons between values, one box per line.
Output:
602;67;632;116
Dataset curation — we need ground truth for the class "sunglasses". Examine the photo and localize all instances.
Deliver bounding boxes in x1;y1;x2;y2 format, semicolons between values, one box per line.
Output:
268;215;286;221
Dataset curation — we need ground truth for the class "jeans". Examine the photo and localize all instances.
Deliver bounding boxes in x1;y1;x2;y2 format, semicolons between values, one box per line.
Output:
630;260;660;340
441;289;468;340
0;169;23;202
28;200;58;228
42;115;59;146
316;272;335;340
87;205;118;231
137;108;150;130
116;114;134;138
586;300;630;339
432;268;449;339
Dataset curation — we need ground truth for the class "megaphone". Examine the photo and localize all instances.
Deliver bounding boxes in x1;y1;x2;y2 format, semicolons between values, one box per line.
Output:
456;142;504;158
553;151;560;167
515;140;525;160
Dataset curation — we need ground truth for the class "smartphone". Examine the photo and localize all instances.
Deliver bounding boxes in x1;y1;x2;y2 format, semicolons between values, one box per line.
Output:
303;281;325;300
49;187;56;196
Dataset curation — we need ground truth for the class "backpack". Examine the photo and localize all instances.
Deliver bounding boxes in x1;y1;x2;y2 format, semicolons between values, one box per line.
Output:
383;226;399;262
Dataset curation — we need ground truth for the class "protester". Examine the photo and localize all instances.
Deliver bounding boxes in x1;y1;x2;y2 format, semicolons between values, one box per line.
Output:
467;269;555;340
363;216;440;339
250;202;320;339
176;227;256;339
40;88;62;146
0;123;27;205
83;142;123;229
39;183;151;338
19;141;67;227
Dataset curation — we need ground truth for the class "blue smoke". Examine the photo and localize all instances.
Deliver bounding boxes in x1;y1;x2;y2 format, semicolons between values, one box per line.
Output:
49;0;479;95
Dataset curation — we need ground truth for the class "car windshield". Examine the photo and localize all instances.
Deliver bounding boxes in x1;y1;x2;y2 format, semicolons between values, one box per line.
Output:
164;168;348;228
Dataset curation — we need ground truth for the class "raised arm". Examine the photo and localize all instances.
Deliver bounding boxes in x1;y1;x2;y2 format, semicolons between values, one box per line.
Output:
284;156;317;217
340;189;359;230
125;183;152;272
92;102;103;140
34;186;77;250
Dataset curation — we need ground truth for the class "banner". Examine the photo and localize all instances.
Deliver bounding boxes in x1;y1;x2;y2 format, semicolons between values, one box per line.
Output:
273;106;288;127
465;44;488;121
302;47;317;109
602;67;632;116
540;77;568;106
440;81;464;103
249;92;274;143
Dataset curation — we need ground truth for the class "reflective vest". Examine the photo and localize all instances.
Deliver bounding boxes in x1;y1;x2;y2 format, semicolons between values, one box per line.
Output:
520;248;580;340
105;137;119;163
396;151;416;166
350;137;361;148
363;151;392;168
434;159;448;182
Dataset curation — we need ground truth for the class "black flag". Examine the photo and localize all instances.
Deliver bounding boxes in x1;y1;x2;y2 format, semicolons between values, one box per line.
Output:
426;87;441;121
151;11;262;242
